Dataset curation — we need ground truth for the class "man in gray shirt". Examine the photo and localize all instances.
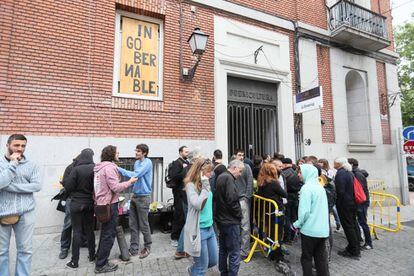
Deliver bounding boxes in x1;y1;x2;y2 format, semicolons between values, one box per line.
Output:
233;149;253;258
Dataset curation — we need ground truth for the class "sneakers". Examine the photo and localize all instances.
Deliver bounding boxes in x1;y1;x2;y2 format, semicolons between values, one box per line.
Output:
337;249;361;260
139;248;150;259
361;244;373;250
95;262;118;274
66;261;78;268
59;249;69;259
171;239;178;247
174;252;190;260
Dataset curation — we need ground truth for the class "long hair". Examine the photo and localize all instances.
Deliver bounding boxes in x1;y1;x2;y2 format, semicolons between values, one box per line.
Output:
318;159;330;171
184;158;214;190
257;163;279;187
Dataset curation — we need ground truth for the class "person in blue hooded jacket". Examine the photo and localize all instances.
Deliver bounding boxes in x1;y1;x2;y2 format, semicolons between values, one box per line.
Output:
293;164;329;276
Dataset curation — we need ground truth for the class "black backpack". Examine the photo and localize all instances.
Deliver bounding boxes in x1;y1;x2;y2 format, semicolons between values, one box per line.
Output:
165;161;175;188
324;181;337;211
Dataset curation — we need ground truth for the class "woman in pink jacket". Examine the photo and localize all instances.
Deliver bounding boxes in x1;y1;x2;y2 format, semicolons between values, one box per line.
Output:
93;145;136;274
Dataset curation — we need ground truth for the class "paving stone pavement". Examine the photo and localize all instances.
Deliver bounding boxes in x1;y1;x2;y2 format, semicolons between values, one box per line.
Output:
6;222;414;276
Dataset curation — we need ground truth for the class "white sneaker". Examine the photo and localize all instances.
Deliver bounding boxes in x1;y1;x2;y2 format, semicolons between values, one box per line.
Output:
171;240;178;247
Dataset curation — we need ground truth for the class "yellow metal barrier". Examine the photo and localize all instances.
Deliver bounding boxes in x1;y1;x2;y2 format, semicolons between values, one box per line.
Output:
367;179;386;192
244;194;282;263
368;191;401;240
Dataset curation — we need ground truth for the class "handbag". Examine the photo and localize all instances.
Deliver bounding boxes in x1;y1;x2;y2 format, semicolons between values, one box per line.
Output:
94;192;116;223
94;204;113;223
0;215;20;225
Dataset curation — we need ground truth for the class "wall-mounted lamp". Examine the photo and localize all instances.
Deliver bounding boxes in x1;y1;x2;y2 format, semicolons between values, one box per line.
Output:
182;27;209;80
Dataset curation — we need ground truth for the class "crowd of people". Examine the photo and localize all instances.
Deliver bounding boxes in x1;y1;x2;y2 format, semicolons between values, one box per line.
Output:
167;146;372;275
0;134;372;276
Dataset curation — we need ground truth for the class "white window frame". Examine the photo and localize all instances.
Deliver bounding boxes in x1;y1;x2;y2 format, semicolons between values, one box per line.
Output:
112;11;164;101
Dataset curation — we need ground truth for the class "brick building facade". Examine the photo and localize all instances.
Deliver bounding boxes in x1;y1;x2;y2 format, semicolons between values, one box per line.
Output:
0;0;404;232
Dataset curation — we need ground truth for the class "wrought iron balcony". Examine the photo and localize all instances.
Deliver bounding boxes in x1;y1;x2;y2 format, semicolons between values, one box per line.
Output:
329;0;390;51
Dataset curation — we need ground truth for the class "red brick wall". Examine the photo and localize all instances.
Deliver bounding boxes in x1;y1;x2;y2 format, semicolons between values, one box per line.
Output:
317;45;335;143
1;0;393;142
296;0;328;30
0;0;216;139
376;61;391;144
0;0;298;139
0;0;14;102
371;0;394;51
226;0;328;30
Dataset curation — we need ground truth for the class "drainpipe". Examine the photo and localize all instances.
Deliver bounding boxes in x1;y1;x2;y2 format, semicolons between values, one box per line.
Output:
292;20;304;160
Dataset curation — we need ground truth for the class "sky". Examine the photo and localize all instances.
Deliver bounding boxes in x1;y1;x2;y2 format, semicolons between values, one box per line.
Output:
391;0;414;27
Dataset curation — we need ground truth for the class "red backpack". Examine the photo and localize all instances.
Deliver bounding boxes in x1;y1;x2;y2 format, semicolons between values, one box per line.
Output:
353;176;367;205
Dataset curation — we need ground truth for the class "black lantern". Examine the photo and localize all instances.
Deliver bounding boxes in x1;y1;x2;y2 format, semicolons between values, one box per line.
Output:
181;27;209;80
187;27;209;55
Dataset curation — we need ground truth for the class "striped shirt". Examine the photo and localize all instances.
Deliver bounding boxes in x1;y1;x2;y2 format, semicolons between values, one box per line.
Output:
0;156;41;217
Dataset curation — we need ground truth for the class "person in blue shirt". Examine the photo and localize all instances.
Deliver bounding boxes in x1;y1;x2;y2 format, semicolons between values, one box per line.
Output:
118;144;153;259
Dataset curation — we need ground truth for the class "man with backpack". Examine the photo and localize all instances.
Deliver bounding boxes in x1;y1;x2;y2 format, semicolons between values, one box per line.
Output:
348;158;372;250
333;157;361;260
167;146;190;248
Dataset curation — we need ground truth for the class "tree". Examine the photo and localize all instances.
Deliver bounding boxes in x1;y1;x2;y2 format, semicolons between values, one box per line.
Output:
395;15;414;127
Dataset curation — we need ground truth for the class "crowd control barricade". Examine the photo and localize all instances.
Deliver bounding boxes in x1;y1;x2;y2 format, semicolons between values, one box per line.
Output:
244;194;282;263
368;191;401;240
367;179;386;192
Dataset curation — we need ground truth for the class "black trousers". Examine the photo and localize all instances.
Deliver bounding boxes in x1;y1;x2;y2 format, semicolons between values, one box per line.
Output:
337;205;360;256
284;196;299;242
357;204;372;246
171;187;185;240
300;234;329;276
96;203;118;268
70;201;95;264
267;215;285;261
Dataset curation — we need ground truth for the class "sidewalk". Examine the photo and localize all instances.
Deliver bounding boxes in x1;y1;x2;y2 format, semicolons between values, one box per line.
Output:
6;195;414;275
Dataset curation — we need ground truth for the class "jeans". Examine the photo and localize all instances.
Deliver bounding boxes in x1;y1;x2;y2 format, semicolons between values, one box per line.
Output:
70;201;95;264
60;198;72;250
0;209;35;276
171;187;185;240
332;206;341;228
218;224;241;276
96;203;118;268
240;199;250;256
176;202;188;253
357;204;372;246
189;226;218;276
129;195;152;253
300;234;329;276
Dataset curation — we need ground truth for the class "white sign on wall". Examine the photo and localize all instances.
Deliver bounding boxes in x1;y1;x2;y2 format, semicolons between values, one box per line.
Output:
294;86;323;113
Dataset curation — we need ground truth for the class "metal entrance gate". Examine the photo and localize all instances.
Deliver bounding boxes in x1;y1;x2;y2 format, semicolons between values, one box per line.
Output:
227;76;279;159
228;102;278;159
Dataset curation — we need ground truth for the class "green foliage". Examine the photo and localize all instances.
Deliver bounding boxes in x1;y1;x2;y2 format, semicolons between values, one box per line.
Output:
395;16;414;127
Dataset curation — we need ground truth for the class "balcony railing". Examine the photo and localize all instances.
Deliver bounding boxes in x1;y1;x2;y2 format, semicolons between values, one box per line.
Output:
329;0;388;40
